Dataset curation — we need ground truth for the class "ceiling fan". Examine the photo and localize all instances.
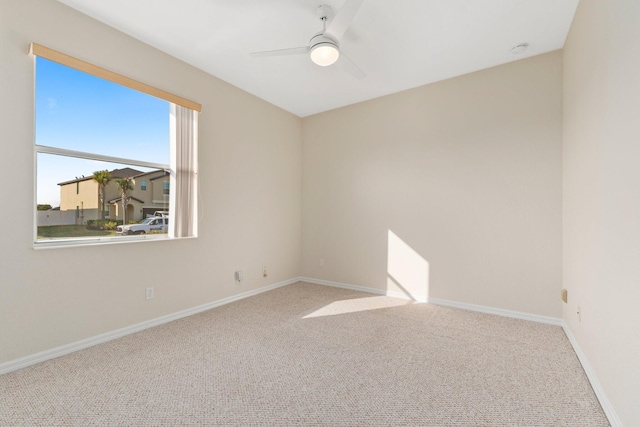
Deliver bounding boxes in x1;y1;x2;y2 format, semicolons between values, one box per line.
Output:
250;1;366;79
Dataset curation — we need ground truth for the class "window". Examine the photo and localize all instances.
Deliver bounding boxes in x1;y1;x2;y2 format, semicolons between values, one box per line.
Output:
33;44;199;246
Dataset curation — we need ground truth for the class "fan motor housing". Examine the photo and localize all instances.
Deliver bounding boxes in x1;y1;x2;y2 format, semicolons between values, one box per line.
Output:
310;33;339;50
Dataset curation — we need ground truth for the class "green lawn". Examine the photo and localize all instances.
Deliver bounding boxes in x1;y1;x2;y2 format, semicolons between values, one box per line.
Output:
37;225;116;239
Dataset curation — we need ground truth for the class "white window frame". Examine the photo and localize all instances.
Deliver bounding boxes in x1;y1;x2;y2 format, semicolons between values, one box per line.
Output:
31;44;200;249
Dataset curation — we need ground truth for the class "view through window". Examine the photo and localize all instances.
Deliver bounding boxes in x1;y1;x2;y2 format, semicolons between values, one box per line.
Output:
35;56;172;243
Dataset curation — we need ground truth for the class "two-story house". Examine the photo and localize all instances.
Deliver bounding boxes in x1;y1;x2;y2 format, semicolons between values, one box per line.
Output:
58;167;169;224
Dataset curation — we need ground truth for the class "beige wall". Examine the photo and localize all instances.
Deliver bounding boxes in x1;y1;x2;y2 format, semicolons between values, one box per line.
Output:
0;0;302;363
563;0;640;425
302;52;563;317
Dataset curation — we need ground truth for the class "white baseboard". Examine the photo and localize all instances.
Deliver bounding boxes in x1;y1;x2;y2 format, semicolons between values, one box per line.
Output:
427;297;564;326
562;323;623;427
0;277;298;375
299;277;428;302
300;277;561;325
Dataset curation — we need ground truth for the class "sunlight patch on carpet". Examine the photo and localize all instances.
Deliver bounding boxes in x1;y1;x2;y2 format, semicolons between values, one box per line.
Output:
303;296;413;318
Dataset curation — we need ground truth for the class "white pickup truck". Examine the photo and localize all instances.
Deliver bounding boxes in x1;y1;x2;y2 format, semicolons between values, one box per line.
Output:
116;216;168;235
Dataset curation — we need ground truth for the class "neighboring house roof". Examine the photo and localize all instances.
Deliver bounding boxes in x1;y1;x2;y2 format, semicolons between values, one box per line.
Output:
57;167;145;186
107;196;145;204
149;172;170;181
133;169;168;179
57;176;93;186
111;167;145;179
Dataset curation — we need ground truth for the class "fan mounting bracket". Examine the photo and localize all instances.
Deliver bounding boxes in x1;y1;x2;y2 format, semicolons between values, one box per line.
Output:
316;4;334;21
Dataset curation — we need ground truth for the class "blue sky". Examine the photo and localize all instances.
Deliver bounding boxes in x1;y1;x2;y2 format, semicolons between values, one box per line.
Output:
36;57;169;207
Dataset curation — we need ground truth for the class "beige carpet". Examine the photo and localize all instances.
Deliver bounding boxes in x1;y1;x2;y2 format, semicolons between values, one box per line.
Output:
0;282;609;426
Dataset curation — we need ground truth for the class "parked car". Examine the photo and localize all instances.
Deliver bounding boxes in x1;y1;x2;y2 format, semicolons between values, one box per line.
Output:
116;216;168;235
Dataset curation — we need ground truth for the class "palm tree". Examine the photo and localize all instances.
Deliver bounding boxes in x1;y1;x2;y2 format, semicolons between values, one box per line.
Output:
92;169;112;220
115;177;134;225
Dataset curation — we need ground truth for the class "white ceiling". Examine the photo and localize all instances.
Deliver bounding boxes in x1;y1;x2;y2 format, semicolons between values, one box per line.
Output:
56;0;580;117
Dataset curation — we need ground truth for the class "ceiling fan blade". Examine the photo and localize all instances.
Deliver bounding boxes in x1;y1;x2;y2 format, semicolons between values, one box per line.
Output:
339;51;366;79
250;46;309;58
325;0;365;41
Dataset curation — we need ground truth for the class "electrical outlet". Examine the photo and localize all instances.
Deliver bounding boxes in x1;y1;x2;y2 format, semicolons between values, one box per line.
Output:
235;270;243;282
319;258;325;267
262;266;267;278
146;287;154;300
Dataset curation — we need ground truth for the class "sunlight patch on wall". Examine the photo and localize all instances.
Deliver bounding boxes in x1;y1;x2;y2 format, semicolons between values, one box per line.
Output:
303;296;412;319
387;230;429;302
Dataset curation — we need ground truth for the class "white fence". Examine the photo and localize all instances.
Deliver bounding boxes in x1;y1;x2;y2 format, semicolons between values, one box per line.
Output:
37;210;76;226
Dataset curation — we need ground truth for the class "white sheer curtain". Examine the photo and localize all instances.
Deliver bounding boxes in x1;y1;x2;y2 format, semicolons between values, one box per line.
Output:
169;104;198;237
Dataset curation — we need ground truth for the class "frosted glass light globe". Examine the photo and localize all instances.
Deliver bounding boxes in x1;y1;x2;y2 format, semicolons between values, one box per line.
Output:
310;43;339;66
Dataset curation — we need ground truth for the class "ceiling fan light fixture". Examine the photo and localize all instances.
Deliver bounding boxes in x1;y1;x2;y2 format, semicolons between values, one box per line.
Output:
310;42;340;66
